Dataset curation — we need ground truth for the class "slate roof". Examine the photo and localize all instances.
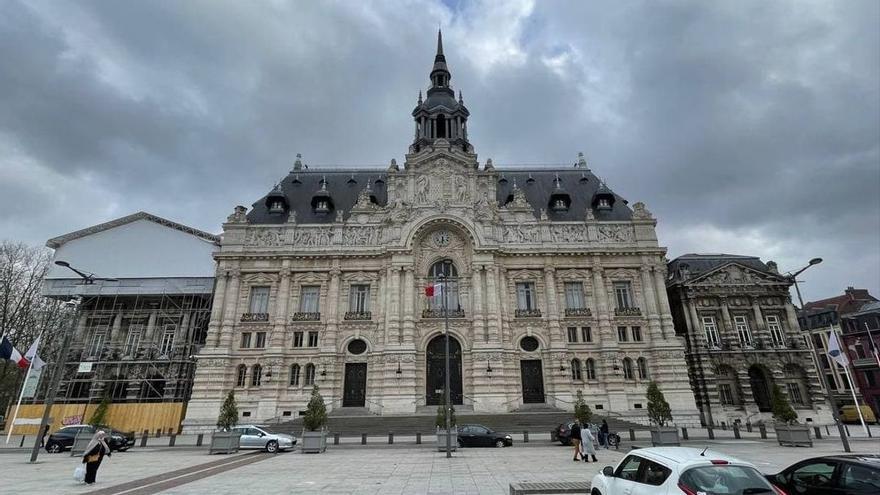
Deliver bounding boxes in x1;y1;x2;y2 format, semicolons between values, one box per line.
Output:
804;288;878;315
246;167;633;224
667;253;774;285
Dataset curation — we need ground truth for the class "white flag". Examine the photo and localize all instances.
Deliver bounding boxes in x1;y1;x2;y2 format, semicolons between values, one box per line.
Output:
827;328;849;368
23;335;45;371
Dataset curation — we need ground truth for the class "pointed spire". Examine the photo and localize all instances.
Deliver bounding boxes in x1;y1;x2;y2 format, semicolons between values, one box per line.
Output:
436;29;444;58
458;90;463;104
418;90;423;104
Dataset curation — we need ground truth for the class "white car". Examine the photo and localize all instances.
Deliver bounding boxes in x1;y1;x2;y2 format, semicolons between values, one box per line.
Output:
590;447;786;495
231;425;296;453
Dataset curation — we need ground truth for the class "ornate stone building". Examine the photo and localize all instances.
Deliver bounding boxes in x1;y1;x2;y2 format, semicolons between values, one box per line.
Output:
666;254;832;427
183;32;698;431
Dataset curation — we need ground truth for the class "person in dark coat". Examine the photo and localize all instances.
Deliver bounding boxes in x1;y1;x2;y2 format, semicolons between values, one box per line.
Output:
569;420;582;461
600;420;609;448
40;424;50;447
82;430;111;484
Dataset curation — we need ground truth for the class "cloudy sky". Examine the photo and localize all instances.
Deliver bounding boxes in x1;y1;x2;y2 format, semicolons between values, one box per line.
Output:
1;0;877;302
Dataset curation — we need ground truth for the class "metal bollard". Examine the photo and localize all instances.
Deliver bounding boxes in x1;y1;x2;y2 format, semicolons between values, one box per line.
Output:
388;432;393;445
523;431;529;443
868;424;873;438
681;427;689;440
746;423;752;433
334;433;340;445
140;431;149;447
169;434;176;447
721;422;727;431
707;426;715;440
759;424;767;439
813;427;822;439
416;432;421;444
361;433;367;445
20;435;26;447
844;424;851;437
196;434;204;446
733;425;741;439
155;429;161;438
629;429;635;441
825;425;830;436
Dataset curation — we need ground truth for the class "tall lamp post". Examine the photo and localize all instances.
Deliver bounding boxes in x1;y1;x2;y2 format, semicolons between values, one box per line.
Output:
441;260;452;458
787;257;850;453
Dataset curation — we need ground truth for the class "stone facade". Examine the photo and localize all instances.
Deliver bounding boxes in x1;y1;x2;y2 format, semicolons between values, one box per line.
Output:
182;32;698;431
666;254;832;426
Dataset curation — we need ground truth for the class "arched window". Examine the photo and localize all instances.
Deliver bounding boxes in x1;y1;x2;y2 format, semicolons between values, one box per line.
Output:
304;363;316;386
571;359;582;381
585;359;597;380
622;358;634;380
289;364;300;386
251;364;262;387
236;365;247;387
637;358;649;380
429;260;460;311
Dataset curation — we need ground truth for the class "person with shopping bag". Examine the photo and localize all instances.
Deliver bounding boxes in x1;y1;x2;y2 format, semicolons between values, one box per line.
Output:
81;430;111;484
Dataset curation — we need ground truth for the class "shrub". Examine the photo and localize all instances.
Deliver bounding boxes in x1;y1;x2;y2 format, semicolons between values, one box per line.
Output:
216;390;238;431
435;404;457;429
574;390;592;425
646;381;673;427
771;384;798;424
88;396;111;427
303;385;328;431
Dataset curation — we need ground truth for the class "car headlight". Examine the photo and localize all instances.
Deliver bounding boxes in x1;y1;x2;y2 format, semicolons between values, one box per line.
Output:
505;435;512;439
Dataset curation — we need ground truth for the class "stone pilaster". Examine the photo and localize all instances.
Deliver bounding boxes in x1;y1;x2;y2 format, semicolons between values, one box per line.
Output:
652;263;674;338
145;309;158;349
325;267;341;351
207;270;227;347
543;266;563;348
639;265;659;344
471;265;485;344
385;266;401;345
719;297;734;345
591;260;612;346
751;296;766;337
485;265;502;343
271;267;291;348
218;269;241;349
402;266;415;346
109;311;123;347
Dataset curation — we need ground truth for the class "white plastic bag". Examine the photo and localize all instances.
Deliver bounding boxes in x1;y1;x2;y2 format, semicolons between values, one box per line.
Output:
74;465;85;482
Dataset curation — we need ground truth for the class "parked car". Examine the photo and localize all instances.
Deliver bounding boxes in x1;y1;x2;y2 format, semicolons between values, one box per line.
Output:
838;405;878;424
230;425;296;453
45;424;135;453
767;455;880;495
554;421;618;447
591;447;786;495
456;424;512;448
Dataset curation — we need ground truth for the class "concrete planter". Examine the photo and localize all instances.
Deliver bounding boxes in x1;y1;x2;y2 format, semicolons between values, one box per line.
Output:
650;427;681;447
775;423;812;447
301;429;327;453
436;427;458;452
209;430;241;454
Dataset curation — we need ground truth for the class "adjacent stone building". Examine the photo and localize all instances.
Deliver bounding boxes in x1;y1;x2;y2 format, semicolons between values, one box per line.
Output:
666;254;831;426
182;32;699;431
841;301;880;415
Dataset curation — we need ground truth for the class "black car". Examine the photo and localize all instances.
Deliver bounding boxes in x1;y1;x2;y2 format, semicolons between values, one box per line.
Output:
554;421;579;446
457;424;512;448
45;425;135;453
767;455;880;495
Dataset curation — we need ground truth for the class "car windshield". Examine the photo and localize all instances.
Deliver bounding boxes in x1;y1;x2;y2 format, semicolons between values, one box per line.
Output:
679;465;775;495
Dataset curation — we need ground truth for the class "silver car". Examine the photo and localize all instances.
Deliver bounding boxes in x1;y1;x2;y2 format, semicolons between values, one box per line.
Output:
231;425;296;453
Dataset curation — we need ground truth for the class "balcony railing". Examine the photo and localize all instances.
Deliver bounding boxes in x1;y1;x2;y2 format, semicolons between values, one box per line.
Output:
291;312;321;321
422;309;466;319
241;313;269;322
853;357;878;368
564;308;593;318
515;309;542;318
344;311;372;321
614;307;641;317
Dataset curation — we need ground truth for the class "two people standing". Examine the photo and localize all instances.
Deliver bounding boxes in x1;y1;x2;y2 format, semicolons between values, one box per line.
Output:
81;430;111;484
569;420;598;463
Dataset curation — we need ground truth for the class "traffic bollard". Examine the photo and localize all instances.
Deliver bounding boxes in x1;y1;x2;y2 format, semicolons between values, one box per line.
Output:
681;427;689;440
196;434;204;446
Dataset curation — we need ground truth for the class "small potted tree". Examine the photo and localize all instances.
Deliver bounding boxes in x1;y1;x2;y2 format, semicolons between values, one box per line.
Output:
647;381;680;446
574;390;593;426
301;385;328;453
73;396;111;456
435;404;457;451
772;384;812;447
210;390;242;454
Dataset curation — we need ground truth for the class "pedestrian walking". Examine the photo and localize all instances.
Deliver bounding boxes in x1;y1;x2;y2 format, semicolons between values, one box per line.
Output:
580;424;598;463
81;430;111;484
40;424;50;448
600;420;609;449
569;420;582;461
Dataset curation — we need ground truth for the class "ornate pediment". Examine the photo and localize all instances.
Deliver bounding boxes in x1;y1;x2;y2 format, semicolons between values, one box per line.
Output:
690;263;784;287
242;272;278;284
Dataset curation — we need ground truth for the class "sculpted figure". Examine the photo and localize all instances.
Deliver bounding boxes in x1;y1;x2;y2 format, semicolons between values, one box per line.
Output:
415;175;430;203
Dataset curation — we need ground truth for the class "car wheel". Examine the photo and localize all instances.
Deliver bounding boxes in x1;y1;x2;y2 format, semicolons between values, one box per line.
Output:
265;440;279;453
457;439;464;448
495;439;505;448
591;489;602;495
46;442;62;454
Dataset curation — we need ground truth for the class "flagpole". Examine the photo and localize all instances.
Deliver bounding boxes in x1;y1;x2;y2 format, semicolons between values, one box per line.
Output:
6;352;35;444
839;362;869;436
865;322;880;368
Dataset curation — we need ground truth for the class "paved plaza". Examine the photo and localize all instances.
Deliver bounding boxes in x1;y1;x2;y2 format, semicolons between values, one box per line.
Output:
0;430;877;494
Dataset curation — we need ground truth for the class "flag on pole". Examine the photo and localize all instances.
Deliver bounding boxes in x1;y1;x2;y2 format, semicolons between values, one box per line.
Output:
0;336;28;369
827;328;850;367
23;335;45;371
425;283;444;298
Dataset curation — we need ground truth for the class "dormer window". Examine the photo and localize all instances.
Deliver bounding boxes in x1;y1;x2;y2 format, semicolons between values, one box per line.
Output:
269;200;285;213
598;198;611;209
315;200;329;213
552;198;568;211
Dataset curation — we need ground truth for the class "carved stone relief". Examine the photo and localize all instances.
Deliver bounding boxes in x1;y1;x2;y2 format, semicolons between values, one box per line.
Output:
596;224;634;243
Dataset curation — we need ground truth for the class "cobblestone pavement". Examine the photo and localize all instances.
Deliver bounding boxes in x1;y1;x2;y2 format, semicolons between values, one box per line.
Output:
0;435;876;494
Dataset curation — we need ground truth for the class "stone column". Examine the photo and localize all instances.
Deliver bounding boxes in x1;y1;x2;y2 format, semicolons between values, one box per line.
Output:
751;297;766;343
218;269;241;349
471;265;485;343
386;266;401;345
271;268;291;347
652;264;674;338
324;268;341;352
206;271;227;347
74;312;89;343
485;265;502;343
686;298;704;348
110;311;123;347
376;271;387;346
145;309;158;349
784;300;802;344
402;266;415;346
543;266;563;347
719;297;734;346
640;266;659;343
591;261;612;345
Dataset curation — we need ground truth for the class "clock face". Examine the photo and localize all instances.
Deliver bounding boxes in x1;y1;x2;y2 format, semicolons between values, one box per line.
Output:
433;230;450;246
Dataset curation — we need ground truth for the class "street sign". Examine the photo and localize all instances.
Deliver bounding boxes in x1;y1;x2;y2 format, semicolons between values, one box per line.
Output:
21;368;43;399
77;362;93;373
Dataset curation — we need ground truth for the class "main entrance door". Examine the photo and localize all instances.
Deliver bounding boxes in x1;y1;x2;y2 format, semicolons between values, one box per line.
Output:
426;335;463;405
343;363;367;407
748;365;772;412
520;360;545;403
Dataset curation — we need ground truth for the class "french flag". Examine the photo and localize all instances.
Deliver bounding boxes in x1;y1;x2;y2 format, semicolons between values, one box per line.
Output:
0;336;29;370
424;283;444;298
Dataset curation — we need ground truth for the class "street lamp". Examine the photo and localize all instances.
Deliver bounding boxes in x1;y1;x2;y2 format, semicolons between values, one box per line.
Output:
785;258;851;452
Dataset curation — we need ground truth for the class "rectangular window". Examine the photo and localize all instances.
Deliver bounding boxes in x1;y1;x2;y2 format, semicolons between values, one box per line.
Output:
567;327;578;343
718;384;734;405
865;371;877;387
240;332;252;349
766;315;785;347
307;331;318;347
299;286;321;313
349;285;371;313
160;325;176;356
88;328;108;357
249;286;270;314
617;326;628;342
255;332;266;348
734;315;752;347
124;326;142;356
564;282;585;309
581;327;592;343
701;316;720;348
613;281;632;309
293;331;304;348
516;282;536;310
786;383;804;405
631;326;643;342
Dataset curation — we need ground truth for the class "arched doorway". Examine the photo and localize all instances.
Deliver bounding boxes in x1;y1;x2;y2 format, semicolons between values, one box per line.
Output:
425;334;463;405
748;365;772;412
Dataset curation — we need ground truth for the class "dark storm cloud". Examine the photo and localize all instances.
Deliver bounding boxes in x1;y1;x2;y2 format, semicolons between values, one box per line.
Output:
0;0;877;301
